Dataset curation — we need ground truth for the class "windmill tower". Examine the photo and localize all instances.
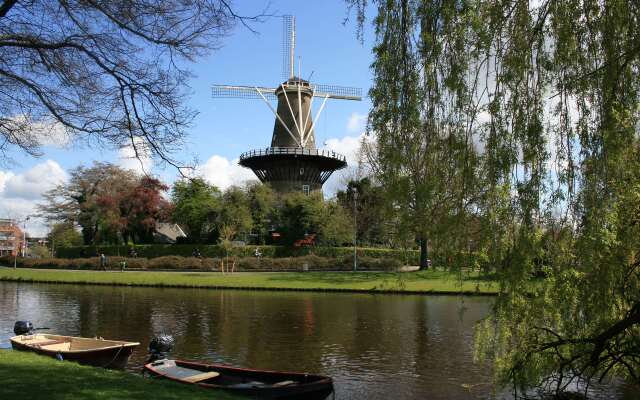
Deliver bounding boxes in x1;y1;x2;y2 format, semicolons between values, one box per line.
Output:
212;16;362;194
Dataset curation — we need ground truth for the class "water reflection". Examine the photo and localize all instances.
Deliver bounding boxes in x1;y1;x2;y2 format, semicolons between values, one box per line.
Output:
0;282;634;399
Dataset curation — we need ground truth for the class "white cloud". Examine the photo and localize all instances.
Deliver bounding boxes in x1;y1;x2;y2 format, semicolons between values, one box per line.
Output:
3;160;66;200
0;170;14;193
346;112;367;134
0;160;67;237
32;119;70;147
324;134;366;165
8;115;71;148
322;133;376;195
195;155;256;190
118;138;152;175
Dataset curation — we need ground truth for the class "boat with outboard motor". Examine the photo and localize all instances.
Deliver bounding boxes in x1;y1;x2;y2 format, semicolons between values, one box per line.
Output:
10;321;139;369
144;358;334;400
143;334;334;399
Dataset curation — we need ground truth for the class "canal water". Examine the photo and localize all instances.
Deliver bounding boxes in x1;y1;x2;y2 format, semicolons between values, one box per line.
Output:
0;282;635;399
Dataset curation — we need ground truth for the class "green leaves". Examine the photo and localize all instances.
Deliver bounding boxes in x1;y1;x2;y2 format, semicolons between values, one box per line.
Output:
349;0;640;395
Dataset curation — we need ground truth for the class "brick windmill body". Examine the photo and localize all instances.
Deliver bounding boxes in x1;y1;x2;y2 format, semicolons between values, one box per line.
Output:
212;16;362;194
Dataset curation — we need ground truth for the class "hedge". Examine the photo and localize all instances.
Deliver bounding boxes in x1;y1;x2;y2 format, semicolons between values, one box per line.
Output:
55;244;420;265
0;255;403;272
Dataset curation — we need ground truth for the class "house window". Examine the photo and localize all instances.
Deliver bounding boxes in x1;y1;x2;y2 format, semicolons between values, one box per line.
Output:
302;185;310;195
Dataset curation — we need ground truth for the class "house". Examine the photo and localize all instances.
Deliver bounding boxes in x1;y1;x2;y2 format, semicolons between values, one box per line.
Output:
154;223;187;244
0;219;23;257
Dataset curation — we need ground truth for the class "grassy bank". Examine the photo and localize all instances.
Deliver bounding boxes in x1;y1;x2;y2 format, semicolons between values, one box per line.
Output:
0;350;239;400
0;267;498;294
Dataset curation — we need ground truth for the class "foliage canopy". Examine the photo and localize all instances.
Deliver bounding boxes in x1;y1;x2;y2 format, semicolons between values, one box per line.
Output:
348;0;640;396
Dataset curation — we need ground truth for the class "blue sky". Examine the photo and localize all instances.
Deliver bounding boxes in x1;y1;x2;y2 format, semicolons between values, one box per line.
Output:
0;1;376;235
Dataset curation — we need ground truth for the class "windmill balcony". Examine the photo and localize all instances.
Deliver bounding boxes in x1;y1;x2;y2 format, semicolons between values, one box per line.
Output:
239;147;348;192
240;147;346;162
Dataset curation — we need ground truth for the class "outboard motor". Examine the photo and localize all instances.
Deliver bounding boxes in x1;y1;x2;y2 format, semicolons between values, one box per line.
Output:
148;334;174;362
13;321;34;335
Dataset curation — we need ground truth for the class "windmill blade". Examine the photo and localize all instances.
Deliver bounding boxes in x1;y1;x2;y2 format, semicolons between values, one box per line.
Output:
211;85;277;100
282;15;295;81
311;84;363;101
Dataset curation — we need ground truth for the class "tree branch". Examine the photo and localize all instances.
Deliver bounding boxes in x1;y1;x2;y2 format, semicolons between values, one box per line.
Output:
0;0;17;18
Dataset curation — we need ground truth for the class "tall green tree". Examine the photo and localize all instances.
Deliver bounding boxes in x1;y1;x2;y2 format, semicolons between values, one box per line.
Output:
319;200;354;247
247;182;277;244
219;185;253;242
171;178;221;243
275;192;325;245
349;0;640;396
352;0;479;269
336;177;390;246
47;222;83;249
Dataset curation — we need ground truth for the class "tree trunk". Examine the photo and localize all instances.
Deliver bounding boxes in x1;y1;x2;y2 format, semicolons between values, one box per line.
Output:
419;237;429;270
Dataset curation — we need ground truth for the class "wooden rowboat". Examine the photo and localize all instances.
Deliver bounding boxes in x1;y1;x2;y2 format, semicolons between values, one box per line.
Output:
10;333;140;369
144;359;334;400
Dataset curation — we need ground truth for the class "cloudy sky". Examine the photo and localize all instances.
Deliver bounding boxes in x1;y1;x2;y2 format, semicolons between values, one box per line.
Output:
0;1;375;236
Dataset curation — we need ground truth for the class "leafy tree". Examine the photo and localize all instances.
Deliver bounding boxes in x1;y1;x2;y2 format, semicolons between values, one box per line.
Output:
0;0;265;166
350;0;480;269
38;162;137;244
219;186;253;242
336;177;389;246
247;182;276;244
319;200;354;247
171;178;221;243
275;192;325;245
118;177;171;243
47;222;83;248
349;0;640;397
39;162;169;244
28;244;51;259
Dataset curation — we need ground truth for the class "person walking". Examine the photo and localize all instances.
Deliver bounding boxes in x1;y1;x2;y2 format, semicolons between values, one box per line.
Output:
99;253;107;271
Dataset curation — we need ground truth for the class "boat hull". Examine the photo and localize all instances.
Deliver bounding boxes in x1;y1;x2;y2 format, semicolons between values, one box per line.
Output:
10;334;139;369
144;359;334;400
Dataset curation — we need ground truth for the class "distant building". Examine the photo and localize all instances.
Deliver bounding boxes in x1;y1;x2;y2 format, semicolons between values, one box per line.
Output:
154;223;187;244
0;219;23;257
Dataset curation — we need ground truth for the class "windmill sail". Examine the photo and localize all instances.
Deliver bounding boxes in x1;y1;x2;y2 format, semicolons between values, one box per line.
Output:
282;15;295;80
211;85;277;100
212;83;362;101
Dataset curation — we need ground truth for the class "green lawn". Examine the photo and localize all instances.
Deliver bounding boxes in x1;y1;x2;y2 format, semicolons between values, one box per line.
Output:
0;267;498;294
0;350;240;400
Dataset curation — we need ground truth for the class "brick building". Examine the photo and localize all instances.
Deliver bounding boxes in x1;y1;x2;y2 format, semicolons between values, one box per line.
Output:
0;219;23;257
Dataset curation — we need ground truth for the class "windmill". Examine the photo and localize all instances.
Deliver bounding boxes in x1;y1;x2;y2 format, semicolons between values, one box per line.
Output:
211;15;362;194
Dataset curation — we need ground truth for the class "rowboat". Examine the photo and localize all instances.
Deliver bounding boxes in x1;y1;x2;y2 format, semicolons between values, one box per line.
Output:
144;359;334;400
10;333;140;369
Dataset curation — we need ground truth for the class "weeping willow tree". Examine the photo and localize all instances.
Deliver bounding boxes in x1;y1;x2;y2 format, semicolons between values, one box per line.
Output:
348;0;640;397
354;0;482;269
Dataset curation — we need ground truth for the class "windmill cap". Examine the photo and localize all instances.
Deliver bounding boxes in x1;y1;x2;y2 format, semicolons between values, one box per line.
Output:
282;77;311;86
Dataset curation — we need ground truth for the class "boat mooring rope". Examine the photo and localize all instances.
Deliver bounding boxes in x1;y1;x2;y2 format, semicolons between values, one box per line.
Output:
102;344;126;368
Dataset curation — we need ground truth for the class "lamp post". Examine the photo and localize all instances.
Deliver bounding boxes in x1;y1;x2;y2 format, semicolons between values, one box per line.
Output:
13;216;29;269
22;217;29;257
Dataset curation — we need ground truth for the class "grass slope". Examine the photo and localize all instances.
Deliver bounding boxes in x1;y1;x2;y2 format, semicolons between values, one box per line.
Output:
0;267;497;294
0;350;240;400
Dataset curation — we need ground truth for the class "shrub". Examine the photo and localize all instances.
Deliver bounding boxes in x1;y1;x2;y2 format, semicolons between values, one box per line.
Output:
0;254;404;272
55;244;421;263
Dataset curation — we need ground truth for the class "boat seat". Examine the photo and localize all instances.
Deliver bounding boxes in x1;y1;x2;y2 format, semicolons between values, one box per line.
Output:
32;339;69;348
273;380;296;387
182;371;220;383
40;342;72;351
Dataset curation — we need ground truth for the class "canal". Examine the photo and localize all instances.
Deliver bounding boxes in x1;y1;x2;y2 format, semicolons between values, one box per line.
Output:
0;282;634;399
